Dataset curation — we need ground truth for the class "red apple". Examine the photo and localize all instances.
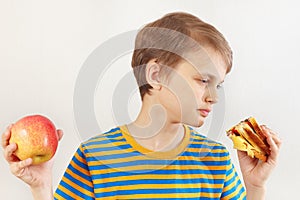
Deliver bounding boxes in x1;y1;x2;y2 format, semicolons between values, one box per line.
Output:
9;115;58;165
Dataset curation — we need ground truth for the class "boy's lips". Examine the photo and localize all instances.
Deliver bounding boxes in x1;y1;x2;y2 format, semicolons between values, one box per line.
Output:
198;109;211;117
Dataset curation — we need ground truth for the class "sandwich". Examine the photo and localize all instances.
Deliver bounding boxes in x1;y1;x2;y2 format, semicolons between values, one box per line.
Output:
226;117;270;162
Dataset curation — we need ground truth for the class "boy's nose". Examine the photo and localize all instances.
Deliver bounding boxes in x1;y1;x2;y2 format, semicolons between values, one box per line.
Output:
204;88;218;104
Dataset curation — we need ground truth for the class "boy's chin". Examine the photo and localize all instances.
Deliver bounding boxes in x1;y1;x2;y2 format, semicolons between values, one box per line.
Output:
184;119;204;128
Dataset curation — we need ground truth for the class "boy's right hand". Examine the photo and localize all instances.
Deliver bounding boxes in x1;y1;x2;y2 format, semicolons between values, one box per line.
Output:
2;124;63;189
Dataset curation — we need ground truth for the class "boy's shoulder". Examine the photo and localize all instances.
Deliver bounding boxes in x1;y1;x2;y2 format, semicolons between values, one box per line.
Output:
79;125;229;155
187;125;228;151
81;126;126;148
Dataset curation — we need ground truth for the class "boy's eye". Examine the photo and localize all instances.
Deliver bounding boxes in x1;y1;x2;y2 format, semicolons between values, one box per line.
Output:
217;83;223;89
197;79;209;84
201;79;209;83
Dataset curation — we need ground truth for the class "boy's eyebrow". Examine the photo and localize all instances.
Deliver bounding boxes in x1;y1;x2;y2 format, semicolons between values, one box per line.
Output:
193;73;225;84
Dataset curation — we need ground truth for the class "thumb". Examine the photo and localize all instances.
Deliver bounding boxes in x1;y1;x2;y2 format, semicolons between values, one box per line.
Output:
56;129;63;141
10;158;33;178
237;150;248;160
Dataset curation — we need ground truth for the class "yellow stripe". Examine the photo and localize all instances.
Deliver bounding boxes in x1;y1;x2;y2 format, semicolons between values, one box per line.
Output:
65;168;93;188
86;136;221;149
189;147;228;153
84;146;228;159
72;151;91;176
85;152;228;166
56;183;85;200
179;155;228;161
192;141;223;147
221;163;246;199
96;182;223;192
89;163;227;173
84;142;128;152
62;174;95;198
93;173;225;185
83;130;122;144
241;188;247;198
53;192;64;199
89;163;227;175
104;192;219;199
87;161;228;171
85;144;132;157
224;172;235;187
225;181;245;199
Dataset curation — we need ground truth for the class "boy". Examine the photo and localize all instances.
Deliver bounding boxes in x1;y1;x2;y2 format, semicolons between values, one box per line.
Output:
2;12;281;199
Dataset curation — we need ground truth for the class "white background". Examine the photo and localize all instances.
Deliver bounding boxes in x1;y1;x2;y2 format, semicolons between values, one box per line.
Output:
1;0;299;199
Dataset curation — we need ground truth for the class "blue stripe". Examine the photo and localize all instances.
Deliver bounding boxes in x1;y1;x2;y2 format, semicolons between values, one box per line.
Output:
71;149;90;170
100;127;121;135
87;157;228;169
88;151;141;160
83;144;132;154
174;159;228;166
221;162;246;199
138;198;219;200
59;180;93;199
88;158;172;170
221;178;244;199
88;150;228;161
105;132;122;138
182;151;228;157
84;137;126;146
84;127;121;142
96;188;217;198
55;188;75;200
64;171;94;192
223;167;235;187
85;149;228;160
68;163;92;183
95;178;224;191
91;169;226;180
189;143;225;150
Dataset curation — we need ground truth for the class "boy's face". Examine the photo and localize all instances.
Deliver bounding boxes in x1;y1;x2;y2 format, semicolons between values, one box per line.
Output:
158;47;227;127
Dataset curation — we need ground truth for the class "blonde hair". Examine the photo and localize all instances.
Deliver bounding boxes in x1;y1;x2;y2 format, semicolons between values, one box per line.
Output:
131;12;232;100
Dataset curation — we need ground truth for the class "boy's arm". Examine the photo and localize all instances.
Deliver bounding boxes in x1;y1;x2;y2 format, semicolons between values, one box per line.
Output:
245;185;265;200
53;145;95;199
2;125;63;200
220;157;246;200
238;125;281;200
31;184;53;200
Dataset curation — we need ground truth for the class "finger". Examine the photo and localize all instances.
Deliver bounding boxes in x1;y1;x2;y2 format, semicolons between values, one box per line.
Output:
261;125;278;136
260;125;271;137
237;150;247;160
3;143;18;163
262;126;282;148
56;129;63;141
266;135;280;162
261;126;281;163
2;124;13;149
265;127;278;137
10;158;32;178
237;150;258;171
270;134;282;148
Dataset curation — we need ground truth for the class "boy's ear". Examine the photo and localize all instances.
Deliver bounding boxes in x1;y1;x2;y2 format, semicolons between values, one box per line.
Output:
146;59;162;90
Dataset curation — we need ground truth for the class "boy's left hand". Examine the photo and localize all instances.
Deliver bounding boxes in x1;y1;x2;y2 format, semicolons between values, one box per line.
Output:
237;125;282;188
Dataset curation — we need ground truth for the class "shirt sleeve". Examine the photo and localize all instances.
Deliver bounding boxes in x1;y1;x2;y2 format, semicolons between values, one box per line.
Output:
54;144;95;200
221;155;247;200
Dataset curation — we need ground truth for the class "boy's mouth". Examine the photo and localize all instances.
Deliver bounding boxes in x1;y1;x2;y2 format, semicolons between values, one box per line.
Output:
198;109;211;117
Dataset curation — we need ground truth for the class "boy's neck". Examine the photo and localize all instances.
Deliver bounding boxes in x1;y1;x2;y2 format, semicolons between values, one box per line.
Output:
127;102;185;152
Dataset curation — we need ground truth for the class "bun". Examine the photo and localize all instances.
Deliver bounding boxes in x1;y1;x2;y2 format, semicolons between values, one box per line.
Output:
227;117;270;162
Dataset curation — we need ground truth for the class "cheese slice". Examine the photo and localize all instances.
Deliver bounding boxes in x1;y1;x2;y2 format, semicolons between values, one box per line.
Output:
228;134;255;158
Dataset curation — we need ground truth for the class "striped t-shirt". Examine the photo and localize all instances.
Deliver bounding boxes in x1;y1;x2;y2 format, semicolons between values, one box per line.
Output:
54;125;246;199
